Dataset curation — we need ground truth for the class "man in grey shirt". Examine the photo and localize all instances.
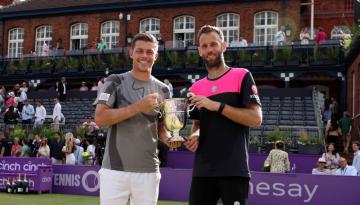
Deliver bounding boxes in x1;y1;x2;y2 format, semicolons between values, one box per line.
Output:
95;33;171;205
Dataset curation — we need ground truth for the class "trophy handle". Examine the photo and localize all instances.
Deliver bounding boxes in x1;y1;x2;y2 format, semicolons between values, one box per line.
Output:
153;107;162;118
187;104;196;118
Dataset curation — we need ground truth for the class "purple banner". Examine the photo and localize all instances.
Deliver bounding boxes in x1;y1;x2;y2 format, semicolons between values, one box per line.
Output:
159;168;360;205
52;165;100;196
167;151;320;173
0;157;51;173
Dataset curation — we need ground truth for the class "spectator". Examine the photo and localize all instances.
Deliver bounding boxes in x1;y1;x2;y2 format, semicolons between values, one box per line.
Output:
37;138;50;158
275;25;286;45
5;91;15;109
322;104;332;126
325;119;341;146
82;116;99;135
52;97;63;130
91;82;98;91
19;82;28;93
163;79;173;98
335;157;357;176
42;42;49;56
312;157;330;175
20;139;31;157
56;77;67;101
230;36;241;47
315;27;326;44
84;138;95;165
339;111;352;153
34;99;47;128
21;99;35;124
238;36;248;47
73;138;84;165
18;89;28;112
30;134;42;157
300;27;311;45
321;143;340;173
330;97;339;120
264;140;290;173
49;131;65;164
157;34;165;46
4;106;20;125
62;132;76;165
0;131;13;157
80;81;89;91
352;141;360;175
97;38;107;51
11;137;22;157
97;77;105;94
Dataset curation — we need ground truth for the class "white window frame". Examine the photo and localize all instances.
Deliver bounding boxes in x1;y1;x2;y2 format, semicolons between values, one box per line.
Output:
35;25;52;55
254;11;278;46
216;13;240;44
173;16;195;48
331;25;351;40
140;18;160;37
8;28;24;58
70;23;88;50
101;21;120;49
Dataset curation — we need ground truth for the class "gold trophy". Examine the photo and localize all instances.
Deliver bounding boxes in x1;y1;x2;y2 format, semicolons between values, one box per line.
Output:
156;98;195;149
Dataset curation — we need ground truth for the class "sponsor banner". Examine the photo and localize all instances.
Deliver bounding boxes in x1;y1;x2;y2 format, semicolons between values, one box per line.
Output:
159;168;360;205
52;165;100;196
0;157;51;173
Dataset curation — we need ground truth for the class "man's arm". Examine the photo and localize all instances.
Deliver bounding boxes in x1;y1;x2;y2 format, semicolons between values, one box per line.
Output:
95;93;159;127
158;121;171;147
184;120;200;152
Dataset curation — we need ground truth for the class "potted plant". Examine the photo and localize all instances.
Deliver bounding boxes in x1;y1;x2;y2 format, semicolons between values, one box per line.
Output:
297;129;323;154
65;57;80;72
265;127;290;152
10;127;26;140
185;51;199;69
252;50;265;66
238;49;251;66
249;134;260;153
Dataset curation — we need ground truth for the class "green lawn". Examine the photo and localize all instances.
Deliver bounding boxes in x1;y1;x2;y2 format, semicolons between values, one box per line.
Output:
0;193;187;205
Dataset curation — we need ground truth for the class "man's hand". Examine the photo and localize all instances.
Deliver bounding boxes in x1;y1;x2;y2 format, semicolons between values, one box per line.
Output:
189;94;220;112
134;93;160;113
184;134;199;152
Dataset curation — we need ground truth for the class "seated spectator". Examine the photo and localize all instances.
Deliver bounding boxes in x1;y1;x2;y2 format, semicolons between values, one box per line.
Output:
312;158;330;175
352;141;360;175
264;140;290;173
62;132;76;165
11;137;22;157
79;82;89;91
321;143;340;173
82;116;99;135
73;138;84;165
335;157;357;176
0;131;13;157
37;138;50;158
90;83;98;91
20;139;31;157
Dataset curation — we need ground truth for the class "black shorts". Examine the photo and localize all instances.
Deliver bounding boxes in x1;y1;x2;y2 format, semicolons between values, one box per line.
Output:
189;176;250;205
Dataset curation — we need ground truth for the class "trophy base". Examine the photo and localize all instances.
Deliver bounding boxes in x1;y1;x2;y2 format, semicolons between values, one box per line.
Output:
169;135;185;149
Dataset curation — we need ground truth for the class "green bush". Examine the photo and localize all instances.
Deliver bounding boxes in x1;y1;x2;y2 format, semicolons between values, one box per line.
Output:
10;127;26;140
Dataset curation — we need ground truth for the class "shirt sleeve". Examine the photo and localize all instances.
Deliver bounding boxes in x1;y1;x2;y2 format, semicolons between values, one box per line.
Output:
93;75;118;108
240;72;261;106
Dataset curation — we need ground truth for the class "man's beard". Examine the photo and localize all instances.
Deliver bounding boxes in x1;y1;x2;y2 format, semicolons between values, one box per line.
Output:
202;53;223;70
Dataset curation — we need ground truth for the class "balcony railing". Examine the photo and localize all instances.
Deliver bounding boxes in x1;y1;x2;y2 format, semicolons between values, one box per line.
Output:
0;41;344;76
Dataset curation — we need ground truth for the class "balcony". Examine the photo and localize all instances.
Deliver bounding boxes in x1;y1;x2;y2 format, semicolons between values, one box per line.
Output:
0;41;344;80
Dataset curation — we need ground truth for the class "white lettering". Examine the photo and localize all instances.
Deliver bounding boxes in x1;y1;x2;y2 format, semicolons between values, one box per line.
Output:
304;185;318;203
288;183;301;197
53;173;80;187
273;183;285;196
256;182;270;195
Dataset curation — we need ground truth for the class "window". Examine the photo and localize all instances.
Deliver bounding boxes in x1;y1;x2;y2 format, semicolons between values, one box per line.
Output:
254;11;278;46
344;0;354;11
8;28;24;58
216;13;239;43
35;25;52;55
331;25;351;40
173;16;195;48
140;18;160;37
70;23;88;50
101;21;119;49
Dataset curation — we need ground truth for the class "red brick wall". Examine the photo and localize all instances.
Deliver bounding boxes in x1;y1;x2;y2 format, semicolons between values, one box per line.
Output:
0;0;12;6
347;55;360;117
0;0;302;55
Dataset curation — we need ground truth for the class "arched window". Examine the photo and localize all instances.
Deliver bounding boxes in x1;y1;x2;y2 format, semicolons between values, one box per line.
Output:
101;21;120;49
173;16;195;48
35;25;52;55
331;25;351;40
216;13;240;43
254;11;278;46
8;28;24;58
70;23;88;50
140;18;160;37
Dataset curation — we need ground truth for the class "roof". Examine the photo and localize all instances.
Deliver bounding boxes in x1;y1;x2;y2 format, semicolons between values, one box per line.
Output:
0;0;268;19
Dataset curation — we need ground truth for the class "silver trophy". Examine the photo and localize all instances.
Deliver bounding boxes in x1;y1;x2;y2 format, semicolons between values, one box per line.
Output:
156;98;195;148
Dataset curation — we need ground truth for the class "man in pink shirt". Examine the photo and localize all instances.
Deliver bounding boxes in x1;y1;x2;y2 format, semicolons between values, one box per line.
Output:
315;27;326;44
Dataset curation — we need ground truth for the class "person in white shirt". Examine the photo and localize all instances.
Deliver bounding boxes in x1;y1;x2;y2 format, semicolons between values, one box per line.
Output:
275;26;286;45
230;36;241;47
52;97;63;130
312;157;330;175
85;138;96;165
34;99;47;128
80;81;89;91
21;99;35;124
164;79;173;98
300;27;310;45
239;37;248;47
352;142;360;175
335;157;357;176
42;42;49;56
19;82;29;93
74;138;84;165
